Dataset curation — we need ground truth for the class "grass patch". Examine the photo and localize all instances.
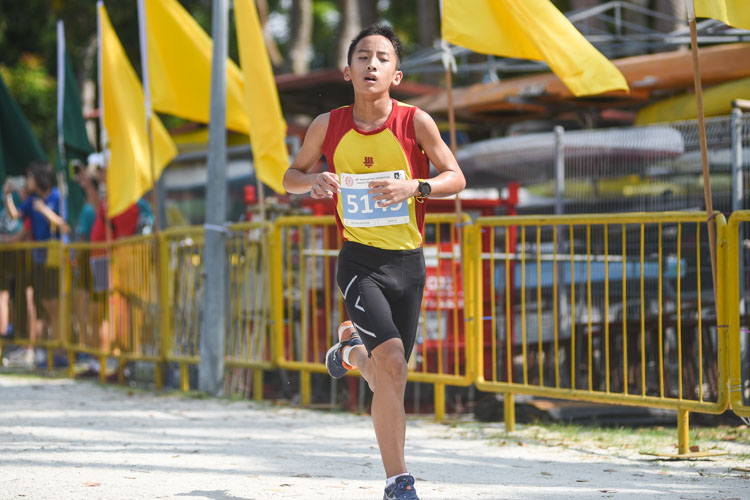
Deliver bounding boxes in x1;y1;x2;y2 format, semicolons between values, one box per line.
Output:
476;422;750;454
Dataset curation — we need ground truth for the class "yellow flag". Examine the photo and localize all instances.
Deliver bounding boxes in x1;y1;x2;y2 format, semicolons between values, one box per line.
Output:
234;0;289;194
145;0;250;134
694;0;750;30
442;0;629;97
99;4;177;218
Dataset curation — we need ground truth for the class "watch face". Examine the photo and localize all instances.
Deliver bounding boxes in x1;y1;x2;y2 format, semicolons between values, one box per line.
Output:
420;182;431;197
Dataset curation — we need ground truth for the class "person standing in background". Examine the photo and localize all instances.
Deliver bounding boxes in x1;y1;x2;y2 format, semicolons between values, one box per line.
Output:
3;161;68;364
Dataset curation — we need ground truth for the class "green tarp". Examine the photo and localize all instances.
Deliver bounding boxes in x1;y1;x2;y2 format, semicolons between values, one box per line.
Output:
0;73;46;181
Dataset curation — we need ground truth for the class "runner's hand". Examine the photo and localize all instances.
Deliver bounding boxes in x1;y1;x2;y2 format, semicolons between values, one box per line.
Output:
369;178;419;207
310;172;340;199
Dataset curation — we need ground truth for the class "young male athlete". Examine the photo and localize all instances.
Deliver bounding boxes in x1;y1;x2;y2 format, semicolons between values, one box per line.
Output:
283;25;465;500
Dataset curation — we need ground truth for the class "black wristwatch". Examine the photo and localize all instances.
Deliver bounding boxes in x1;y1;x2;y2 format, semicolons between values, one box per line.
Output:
416;180;431;199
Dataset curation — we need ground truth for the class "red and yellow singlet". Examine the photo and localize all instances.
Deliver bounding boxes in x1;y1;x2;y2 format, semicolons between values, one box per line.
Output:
322;99;430;250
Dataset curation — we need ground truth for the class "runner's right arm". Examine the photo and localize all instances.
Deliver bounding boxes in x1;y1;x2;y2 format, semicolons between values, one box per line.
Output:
283;113;340;199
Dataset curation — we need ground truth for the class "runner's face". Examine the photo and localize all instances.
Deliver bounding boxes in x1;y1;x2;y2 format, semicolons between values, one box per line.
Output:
345;35;402;93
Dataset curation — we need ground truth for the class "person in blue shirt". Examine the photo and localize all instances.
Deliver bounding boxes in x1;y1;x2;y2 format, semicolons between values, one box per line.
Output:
4;161;68;243
3;161;69;355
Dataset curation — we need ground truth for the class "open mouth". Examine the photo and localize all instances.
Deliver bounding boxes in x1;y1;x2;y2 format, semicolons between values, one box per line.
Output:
364;75;377;82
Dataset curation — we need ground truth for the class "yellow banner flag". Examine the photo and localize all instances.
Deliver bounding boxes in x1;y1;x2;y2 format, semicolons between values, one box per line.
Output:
144;0;250;134
694;0;750;30
442;0;629;97
99;4;177;218
234;0;289;194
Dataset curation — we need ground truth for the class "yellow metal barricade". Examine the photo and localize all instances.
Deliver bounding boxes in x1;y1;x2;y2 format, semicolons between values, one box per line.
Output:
109;235;162;365
271;214;474;414
64;235;164;383
161;222;273;393
66;240;115;363
726;211;750;418
0;240;64;370
471;212;729;444
226;222;274;400
160;226;205;390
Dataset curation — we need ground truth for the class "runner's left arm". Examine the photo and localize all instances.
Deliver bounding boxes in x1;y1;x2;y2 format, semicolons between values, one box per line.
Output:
370;109;465;207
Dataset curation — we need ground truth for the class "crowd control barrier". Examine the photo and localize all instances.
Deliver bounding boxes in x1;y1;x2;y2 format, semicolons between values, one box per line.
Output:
2;210;745;449
469;212;729;453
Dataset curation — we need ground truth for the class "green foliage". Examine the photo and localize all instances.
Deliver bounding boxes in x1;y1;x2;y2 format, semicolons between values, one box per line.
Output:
311;0;338;69
0;55;56;160
381;1;419;56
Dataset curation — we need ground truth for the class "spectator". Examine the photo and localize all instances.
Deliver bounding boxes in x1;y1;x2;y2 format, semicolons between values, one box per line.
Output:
69;163;103;350
3;161;68;363
84;154;146;356
0;185;26;340
72;161;99;242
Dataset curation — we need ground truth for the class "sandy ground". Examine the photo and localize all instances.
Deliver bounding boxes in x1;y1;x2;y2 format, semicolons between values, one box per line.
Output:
1;374;749;500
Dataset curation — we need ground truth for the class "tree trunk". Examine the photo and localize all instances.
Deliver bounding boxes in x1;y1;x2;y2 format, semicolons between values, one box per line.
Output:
417;0;439;50
336;0;362;71
256;0;284;68
288;0;313;74
358;0;379;28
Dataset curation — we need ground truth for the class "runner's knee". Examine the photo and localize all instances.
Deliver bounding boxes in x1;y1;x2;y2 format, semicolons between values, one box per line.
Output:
374;347;408;382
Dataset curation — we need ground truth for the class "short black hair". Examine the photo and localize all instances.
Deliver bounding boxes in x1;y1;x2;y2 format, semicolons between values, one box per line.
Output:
26;161;55;193
347;24;403;68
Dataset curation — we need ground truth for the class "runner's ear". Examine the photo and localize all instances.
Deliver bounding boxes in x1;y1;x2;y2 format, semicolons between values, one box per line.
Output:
391;70;403;86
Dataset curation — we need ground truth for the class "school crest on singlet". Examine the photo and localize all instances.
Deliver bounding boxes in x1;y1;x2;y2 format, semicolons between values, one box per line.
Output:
321;99;430;250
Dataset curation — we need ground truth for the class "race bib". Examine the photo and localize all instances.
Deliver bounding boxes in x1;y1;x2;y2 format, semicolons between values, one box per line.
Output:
340;171;410;227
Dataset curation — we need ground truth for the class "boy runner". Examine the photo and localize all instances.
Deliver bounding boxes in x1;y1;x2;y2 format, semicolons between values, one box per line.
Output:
283;25;465;500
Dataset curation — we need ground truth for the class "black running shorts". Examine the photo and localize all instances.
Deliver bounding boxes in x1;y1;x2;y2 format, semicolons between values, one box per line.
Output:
336;241;426;361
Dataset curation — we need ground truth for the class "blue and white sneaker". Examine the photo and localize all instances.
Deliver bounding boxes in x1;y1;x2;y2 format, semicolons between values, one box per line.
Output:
325;320;363;379
383;474;420;500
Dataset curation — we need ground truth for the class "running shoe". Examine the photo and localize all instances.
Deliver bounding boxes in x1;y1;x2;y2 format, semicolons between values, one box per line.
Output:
383;474;419;500
325;320;362;379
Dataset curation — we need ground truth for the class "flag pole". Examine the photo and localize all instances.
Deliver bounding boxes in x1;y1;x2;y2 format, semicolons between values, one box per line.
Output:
97;1;114;369
137;0;163;236
687;0;718;297
137;0;169;388
56;20;69;242
56;20;70;362
441;40;463;234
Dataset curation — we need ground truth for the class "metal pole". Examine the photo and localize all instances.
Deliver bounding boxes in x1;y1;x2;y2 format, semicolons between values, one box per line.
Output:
732;107;744;314
554;126;565;216
199;0;229;396
731;108;743;214
56;20;70;370
136;0;163;235
97;2;114;376
733;102;749;389
56;21;69;236
553;125;570;384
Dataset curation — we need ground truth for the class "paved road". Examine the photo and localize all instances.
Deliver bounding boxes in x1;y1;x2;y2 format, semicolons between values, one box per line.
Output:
1;374;748;499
